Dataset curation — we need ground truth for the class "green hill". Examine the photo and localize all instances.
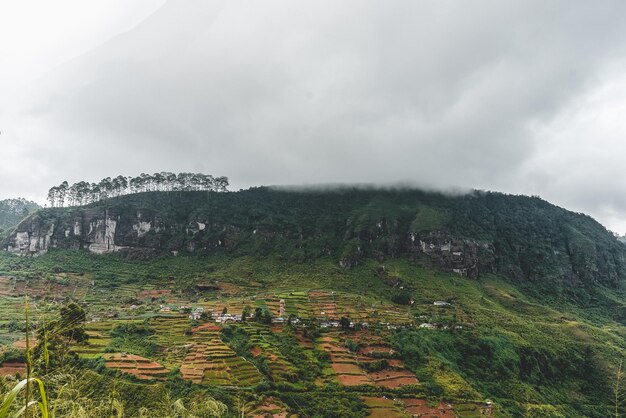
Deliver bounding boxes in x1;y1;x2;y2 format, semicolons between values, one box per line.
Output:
5;187;625;299
1;187;626;417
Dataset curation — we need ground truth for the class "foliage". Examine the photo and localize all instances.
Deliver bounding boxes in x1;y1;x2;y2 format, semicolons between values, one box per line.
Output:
0;199;40;229
106;323;157;357
46;172;229;207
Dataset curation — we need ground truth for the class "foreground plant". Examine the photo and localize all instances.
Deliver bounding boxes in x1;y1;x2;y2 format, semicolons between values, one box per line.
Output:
0;377;49;418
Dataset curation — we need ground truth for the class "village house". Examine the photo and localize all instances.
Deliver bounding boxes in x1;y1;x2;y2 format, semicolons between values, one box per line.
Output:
214;313;241;323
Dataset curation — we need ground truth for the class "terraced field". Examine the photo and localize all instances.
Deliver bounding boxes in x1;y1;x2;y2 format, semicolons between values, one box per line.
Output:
103;352;169;380
362;396;407;417
180;323;262;386
318;330;419;388
246;396;290;418
238;323;299;383
0;361;26;377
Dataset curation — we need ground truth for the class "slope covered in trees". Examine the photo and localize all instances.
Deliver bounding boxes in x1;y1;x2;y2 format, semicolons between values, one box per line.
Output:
0;198;40;232
7;186;626;304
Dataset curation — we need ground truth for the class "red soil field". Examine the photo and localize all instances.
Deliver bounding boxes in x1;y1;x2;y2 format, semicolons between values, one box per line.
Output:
12;338;38;350
0;362;26;377
104;353;169;380
336;374;372;386
401;399;455;417
359;345;394;356
191;323;221;333
331;363;363;374
368;370;419;388
250;346;262;357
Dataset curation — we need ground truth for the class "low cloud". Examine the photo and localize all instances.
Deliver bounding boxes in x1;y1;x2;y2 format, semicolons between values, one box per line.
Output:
3;0;626;231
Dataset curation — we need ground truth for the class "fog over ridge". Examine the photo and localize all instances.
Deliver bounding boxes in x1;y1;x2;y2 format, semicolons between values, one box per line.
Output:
2;0;626;232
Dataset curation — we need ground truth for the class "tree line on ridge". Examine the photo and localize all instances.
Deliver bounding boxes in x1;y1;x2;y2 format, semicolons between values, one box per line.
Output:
46;172;229;207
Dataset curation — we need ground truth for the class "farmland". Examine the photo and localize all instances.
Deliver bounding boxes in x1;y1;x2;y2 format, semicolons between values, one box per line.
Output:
0;246;624;416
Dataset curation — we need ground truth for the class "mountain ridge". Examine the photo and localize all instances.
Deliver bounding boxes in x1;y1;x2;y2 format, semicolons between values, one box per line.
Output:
3;186;624;296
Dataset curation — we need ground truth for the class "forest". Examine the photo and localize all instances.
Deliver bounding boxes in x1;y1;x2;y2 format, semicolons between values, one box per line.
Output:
45;172;229;208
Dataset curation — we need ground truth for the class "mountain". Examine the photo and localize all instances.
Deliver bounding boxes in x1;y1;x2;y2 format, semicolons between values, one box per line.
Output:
3;187;625;299
1;186;626;416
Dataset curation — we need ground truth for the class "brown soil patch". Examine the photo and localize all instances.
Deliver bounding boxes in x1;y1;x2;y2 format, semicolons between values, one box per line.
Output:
217;282;239;295
295;331;314;348
336;374;372;386
308;291;332;298
402;399;455;417
0;362;26;377
331;363;363;374
250;346;262;358
359;345;394;356
192;323;221;333
0;276;14;296
13;280;76;298
369;370;419;388
12;338;38;350
104;353;168;380
253;399;289;417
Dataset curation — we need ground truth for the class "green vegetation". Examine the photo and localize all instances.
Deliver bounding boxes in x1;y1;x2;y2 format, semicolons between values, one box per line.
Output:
46;172;229;207
1;187;626;416
0;198;39;239
106;323;157;358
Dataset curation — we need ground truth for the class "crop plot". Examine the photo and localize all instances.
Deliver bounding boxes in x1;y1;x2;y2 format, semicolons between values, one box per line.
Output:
318;329;419;389
0;361;26;377
318;332;372;386
362;397;407;417
103;353;169;380
238;323;299;382
179;323;262;386
0;276;15;296
72;329;110;359
246;396;290;418
401;399;455;417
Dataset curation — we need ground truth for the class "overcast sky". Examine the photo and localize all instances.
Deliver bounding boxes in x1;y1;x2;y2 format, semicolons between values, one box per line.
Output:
2;1;626;233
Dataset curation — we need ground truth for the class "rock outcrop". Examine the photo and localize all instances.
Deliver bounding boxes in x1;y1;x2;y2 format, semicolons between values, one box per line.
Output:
409;231;495;278
5;208;163;256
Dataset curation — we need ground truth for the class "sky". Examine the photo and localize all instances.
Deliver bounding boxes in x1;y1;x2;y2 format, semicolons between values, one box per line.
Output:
2;1;626;233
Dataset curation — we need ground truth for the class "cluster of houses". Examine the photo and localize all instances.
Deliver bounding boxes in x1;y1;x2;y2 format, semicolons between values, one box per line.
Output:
157;300;298;324
418;301;457;330
148;299;461;331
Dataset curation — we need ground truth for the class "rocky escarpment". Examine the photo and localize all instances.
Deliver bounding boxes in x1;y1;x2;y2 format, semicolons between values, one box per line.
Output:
2;188;625;287
5;208;167;256
4;206;488;277
409;231;496;279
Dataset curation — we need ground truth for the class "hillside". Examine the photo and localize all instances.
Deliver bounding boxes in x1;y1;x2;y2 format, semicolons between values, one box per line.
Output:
1;187;626;417
4;187;625;298
0;198;40;234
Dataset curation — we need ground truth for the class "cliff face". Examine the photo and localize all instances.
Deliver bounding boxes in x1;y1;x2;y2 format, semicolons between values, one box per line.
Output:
4;206;488;277
5;208;166;256
2;188;625;289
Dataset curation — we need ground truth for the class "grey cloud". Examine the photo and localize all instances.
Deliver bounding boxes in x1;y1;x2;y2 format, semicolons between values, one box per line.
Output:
4;0;626;231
